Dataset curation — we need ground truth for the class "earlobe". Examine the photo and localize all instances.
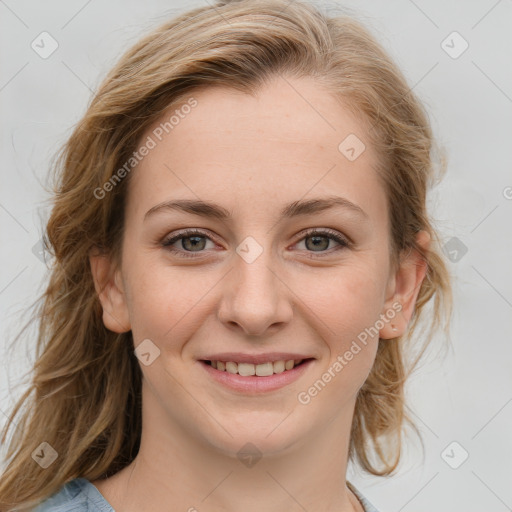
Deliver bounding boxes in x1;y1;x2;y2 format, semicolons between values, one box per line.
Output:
89;248;131;333
379;230;431;339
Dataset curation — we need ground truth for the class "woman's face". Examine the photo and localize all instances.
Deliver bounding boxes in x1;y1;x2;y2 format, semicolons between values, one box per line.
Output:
95;75;417;457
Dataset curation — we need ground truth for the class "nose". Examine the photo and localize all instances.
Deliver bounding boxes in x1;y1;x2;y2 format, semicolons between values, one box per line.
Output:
217;249;294;337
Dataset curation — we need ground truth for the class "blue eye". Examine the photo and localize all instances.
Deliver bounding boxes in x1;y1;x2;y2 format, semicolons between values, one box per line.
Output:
161;228;350;259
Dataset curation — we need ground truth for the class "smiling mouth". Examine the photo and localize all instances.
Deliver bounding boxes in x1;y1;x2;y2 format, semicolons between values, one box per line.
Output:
201;358;313;377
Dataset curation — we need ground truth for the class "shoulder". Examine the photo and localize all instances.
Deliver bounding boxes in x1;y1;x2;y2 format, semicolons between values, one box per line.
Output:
348;481;381;512
33;478;114;512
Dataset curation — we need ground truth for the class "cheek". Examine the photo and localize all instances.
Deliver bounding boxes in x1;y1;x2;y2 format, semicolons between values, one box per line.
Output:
123;257;217;342
296;260;387;397
124;242;389;363
301;259;387;341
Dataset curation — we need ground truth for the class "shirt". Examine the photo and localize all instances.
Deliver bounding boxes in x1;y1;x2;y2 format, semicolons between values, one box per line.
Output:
33;477;380;511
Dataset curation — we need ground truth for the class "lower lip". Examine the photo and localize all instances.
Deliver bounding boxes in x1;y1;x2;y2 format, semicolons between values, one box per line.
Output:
199;359;314;393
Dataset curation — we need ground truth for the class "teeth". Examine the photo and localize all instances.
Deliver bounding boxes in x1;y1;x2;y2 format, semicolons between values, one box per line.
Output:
255;362;273;376
209;359;304;376
285;360;294;370
273;360;285;373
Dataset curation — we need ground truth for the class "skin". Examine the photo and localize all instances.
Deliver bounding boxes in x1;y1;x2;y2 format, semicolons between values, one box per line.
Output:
90;75;429;512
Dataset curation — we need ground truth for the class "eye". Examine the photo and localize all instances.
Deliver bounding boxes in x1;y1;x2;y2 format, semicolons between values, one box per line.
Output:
161;227;350;259
162;229;217;258
293;228;350;257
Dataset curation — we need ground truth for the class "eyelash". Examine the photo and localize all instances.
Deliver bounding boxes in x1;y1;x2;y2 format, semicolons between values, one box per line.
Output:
161;228;350;259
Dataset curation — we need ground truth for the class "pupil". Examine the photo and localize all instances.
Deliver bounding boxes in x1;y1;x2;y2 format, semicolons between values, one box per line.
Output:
184;236;205;251
306;235;328;251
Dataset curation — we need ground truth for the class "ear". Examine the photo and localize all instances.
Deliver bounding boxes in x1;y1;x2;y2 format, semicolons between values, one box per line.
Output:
379;230;430;339
89;247;131;333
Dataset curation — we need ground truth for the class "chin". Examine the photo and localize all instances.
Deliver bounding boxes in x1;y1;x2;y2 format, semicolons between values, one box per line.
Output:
204;419;307;461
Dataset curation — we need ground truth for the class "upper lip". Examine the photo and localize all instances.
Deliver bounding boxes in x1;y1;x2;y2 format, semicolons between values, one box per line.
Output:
200;353;315;365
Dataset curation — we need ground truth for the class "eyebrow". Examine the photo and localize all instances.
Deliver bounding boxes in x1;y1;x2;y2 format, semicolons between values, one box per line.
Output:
144;195;369;222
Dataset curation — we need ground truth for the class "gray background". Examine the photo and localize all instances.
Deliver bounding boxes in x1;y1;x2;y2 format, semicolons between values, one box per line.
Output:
1;1;511;510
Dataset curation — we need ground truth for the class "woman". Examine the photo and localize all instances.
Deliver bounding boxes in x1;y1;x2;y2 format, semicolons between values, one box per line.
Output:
0;0;452;510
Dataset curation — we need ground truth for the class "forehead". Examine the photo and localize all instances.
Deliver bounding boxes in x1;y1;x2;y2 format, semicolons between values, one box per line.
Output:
155;76;370;154
126;75;386;225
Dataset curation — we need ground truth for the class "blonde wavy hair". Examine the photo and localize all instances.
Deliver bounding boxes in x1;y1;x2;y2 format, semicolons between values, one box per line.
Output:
0;0;452;509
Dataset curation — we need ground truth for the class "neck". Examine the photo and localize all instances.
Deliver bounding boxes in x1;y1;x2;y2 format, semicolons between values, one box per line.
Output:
92;383;364;512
